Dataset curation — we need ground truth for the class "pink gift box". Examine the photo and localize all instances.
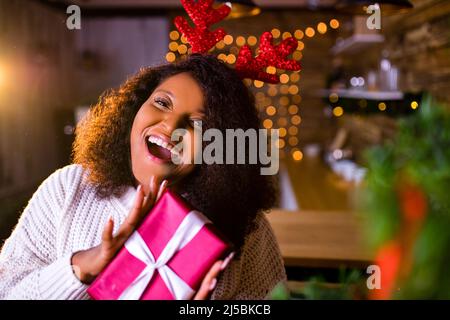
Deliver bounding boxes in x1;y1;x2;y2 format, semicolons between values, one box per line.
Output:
87;189;232;300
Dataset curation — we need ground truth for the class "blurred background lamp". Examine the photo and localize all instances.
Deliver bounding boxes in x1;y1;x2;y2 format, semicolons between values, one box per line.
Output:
334;0;413;14
216;0;261;19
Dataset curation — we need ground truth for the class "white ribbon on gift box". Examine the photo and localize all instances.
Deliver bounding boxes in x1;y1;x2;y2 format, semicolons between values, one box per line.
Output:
118;210;211;300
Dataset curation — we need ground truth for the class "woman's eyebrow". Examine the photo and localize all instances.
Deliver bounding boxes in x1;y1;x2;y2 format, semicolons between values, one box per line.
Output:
155;89;175;101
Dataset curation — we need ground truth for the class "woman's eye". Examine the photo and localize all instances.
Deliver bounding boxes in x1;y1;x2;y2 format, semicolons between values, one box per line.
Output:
154;98;170;110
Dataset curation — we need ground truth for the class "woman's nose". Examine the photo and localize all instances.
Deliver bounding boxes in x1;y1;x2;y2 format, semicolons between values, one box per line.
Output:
161;112;188;135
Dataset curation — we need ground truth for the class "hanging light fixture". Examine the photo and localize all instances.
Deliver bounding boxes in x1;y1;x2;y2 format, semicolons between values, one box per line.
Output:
215;0;261;19
334;0;413;15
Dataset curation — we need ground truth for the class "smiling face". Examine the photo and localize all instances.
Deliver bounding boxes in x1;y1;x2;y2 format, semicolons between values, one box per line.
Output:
130;72;205;194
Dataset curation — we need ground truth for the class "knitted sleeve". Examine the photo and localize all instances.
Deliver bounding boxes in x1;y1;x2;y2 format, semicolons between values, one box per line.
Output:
210;212;287;300
0;166;89;300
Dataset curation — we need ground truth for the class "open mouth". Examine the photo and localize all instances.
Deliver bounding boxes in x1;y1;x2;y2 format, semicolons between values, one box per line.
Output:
145;134;181;163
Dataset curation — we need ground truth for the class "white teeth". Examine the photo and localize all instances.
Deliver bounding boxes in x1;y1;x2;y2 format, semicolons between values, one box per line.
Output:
147;135;180;157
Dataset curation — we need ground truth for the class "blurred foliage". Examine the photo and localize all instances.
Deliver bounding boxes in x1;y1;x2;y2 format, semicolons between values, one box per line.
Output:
363;95;450;299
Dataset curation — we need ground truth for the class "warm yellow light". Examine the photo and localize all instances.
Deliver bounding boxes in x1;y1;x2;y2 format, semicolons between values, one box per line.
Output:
317;22;327;34
254;79;264;88
217;53;227;61
292;94;302;104
294;29;304;40
226;54;236;64
181;35;188;43
289;136;299;146
236;36;246;46
247;36;258;46
329;92;339;103
297;41;305;51
178;44;188;54
165;52;176;62
292;149;303;161
293;51;303;60
333;106;344;117
279;127;287;137
305;27;315;38
277;139;285;149
169;30;180;40
378;102;387;111
278;117;288;127
280;74;289;84
279;85;288;95
267;86;278;96
290;73;300;83
266;66;277;74
263;119;273;129
289;85;299;95
279;96;290;106
264;97;272;106
288;126;298;135
169;41;179;51
266;105;276;116
224;35;234;45
288;105;298;115
330;19;340;29
271;28;281;38
411;101;419;109
291;115;302;125
282;31;292;40
216;40;225;49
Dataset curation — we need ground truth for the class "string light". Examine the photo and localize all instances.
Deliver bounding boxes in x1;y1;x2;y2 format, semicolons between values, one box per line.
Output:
333;106;344;117
317;22;327;34
277;139;285;149
279;127;287;137
290;73;300;83
165;52;176;62
266;105;276;116
263;119;273;129
330;19;340;29
169;30;180;40
181;35;188;44
236;36;246;46
329;92;339;103
291;115;302;125
279;96;290;106
247;36;258;46
254;79;264;88
271;28;281;38
411;101;419;109
289;136;299;146
294;29;304;40
226;54;236;64
169;41;179;51
292;95;302;104
178;44;188;54
216;40;225;49
278;117;288;126
280;74;289;84
217;53;227;61
378;102;387;111
266;66;277;74
282;31;292;40
288;85;299;95
297;41;305;51
305;27;315;38
288;105;298;114
288;126;298;135
292;149;303;161
293;51;303;60
223;35;234;45
267;86;278;96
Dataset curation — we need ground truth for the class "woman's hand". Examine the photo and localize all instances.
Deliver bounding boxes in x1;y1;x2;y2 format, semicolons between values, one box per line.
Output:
193;251;235;300
71;176;167;284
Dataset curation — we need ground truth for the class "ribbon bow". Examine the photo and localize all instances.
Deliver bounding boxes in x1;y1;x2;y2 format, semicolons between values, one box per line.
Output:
118;210;211;300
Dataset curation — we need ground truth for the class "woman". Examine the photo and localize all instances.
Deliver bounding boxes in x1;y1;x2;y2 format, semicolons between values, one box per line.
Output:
0;54;286;300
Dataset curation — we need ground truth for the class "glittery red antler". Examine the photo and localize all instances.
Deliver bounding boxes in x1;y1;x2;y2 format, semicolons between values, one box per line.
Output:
235;32;301;84
174;0;231;54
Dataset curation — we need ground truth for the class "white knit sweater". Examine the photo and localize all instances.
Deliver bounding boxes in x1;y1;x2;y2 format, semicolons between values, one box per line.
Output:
0;164;286;300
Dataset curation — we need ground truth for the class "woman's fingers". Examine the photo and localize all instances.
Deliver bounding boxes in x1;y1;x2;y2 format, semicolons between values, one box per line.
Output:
193;260;223;300
156;179;168;201
101;215;114;250
118;185;145;236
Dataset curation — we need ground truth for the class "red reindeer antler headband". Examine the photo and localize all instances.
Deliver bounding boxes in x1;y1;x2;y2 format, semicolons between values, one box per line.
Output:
173;0;301;84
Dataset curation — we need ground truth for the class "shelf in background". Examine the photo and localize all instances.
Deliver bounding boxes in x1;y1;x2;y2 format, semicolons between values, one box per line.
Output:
319;89;404;101
331;34;385;55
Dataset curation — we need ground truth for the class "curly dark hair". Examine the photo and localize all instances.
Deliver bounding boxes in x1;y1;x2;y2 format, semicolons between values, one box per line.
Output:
73;54;277;255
